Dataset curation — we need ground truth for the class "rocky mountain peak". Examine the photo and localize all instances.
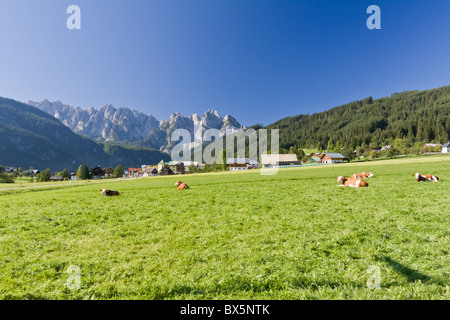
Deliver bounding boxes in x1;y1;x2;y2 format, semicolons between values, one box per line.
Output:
30;99;245;153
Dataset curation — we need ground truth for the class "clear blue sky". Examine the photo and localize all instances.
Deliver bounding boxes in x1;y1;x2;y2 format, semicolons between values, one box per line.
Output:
0;0;449;126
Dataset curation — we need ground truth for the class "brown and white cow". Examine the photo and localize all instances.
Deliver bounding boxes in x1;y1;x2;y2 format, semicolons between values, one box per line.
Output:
175;180;189;190
337;176;369;188
352;172;374;179
100;189;121;196
414;173;439;182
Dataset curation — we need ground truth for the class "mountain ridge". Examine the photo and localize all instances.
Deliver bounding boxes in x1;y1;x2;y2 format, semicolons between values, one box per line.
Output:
0;97;170;171
29;100;245;152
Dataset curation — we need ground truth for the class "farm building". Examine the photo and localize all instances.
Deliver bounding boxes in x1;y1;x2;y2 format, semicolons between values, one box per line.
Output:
442;142;450;154
159;167;175;175
167;161;186;174
142;168;158;177
260;154;300;168
307;153;323;163
423;143;442;149
226;158;259;171
320;153;346;164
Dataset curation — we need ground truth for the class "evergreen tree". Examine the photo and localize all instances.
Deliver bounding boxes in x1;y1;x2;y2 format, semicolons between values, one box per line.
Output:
113;165;124;178
61;169;69;180
327;138;335;152
316;142;324;152
76;164;89;180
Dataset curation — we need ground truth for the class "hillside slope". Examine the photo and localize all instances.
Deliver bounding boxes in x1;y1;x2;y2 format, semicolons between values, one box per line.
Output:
0;97;170;171
266;86;450;149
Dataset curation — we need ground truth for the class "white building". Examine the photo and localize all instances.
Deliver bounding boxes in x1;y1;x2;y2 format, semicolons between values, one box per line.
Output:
442;142;450;154
260;154;300;168
226;158;259;170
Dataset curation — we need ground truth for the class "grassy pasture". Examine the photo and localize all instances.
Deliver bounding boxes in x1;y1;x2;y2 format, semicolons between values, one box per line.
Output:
0;156;449;299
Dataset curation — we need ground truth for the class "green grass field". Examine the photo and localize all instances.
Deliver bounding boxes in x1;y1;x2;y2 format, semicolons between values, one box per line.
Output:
1;156;449;300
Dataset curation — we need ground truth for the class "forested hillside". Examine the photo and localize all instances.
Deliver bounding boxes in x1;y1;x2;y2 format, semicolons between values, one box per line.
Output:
266;86;450;152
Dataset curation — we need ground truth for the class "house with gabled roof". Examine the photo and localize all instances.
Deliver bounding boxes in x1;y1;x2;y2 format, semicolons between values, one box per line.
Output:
261;154;300;167
320;153;346;164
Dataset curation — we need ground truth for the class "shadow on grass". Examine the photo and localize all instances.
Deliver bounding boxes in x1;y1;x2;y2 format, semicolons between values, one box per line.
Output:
379;256;431;283
151;277;365;299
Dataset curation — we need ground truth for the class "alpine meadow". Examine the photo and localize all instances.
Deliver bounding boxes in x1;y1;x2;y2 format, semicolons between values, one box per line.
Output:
1;0;450;308
0;156;449;300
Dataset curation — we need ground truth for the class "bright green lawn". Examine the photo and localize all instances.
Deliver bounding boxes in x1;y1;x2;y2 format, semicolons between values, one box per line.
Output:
0;156;449;299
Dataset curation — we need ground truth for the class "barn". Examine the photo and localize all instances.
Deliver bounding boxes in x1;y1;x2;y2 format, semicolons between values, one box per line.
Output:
307;153;323;163
320;153;346;164
261;154;300;168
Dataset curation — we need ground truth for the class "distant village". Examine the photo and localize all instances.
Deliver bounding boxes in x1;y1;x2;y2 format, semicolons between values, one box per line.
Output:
1;142;449;183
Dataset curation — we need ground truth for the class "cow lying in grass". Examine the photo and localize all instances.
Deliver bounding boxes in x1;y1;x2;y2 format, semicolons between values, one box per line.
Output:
337;176;369;188
175;180;189;190
352;172;374;178
414;173;439;182
101;189;121;196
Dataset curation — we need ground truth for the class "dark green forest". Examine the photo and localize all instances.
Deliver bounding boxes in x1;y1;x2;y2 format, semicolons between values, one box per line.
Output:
266;86;450;153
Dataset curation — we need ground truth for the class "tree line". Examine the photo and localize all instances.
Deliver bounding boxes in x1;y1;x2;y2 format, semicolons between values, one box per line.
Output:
265;86;450;155
0;164;126;184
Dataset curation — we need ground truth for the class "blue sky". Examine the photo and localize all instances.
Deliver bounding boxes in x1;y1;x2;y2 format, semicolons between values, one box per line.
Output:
0;0;449;126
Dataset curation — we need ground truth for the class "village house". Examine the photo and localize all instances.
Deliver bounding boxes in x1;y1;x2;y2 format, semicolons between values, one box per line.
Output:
142;167;158;177
423;143;442;149
260;154;300;168
159;166;174;175
307;152;323;163
226;158;259;171
29;169;40;176
91;167;105;179
183;161;206;172
167;161;186;174
442;142;450;154
128;168;141;177
50;175;64;182
320;153;346;164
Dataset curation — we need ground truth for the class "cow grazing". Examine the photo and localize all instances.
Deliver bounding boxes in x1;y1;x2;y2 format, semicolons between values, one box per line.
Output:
175;180;189;190
101;189;121;196
337;176;369;188
352;172;374;179
414;173;439;182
